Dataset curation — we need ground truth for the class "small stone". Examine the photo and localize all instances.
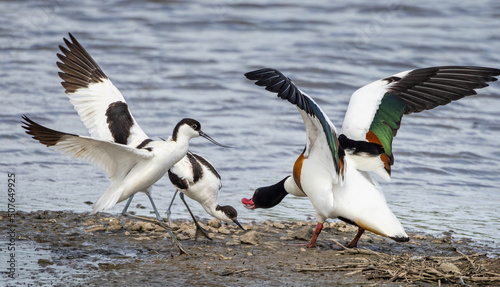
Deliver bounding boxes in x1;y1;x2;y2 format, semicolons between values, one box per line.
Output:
208;218;221;228
246;252;253;256
292;226;313;241
241;225;252;231
133;236;151;241
413;234;426;240
339;224;358;233
273;222;285;229
218;227;231;235
38;259;54;266
240;231;261;245
219;254;232;260
439;262;461;274
300;248;306;252
183;228;196;239
225;240;240;246
177;234;190;240
85;225;107;233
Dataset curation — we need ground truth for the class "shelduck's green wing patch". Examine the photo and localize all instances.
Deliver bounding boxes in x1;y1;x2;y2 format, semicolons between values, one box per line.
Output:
340;66;500;179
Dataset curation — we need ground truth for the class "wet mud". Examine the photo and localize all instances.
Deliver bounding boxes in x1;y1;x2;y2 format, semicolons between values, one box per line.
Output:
1;211;499;286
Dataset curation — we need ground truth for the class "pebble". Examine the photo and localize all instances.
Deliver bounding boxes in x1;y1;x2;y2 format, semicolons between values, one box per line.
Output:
225;240;240;246
273;222;285;229
127;222;156;232
133;236;151;241
219;254;232;260
177;234;190;241
38;259;54;266
292;226;313;241
413;234;427;240
240;230;260;245
439;262;461;274
85;225;107;233
208;218;221;228
338;224;358;233
218;227;231;235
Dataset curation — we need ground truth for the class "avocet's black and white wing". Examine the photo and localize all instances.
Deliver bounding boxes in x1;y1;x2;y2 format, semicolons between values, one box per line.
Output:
340;66;500;180
22;115;153;180
57;33;150;148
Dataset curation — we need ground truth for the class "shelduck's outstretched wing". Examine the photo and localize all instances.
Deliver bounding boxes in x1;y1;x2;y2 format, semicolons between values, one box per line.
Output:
21;115;153;180
57;33;150;148
340;66;500;180
245;68;344;180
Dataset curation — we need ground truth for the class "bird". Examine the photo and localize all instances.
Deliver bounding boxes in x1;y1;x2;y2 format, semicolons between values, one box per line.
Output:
243;66;500;249
242;176;305;209
55;33;244;241
166;151;245;240
21;33;230;254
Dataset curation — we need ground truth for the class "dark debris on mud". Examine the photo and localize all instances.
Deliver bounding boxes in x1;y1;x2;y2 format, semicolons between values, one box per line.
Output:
1;210;499;286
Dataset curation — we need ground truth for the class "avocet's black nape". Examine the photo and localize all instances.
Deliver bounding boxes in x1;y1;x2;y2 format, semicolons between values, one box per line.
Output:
244;176;290;209
172;118;202;141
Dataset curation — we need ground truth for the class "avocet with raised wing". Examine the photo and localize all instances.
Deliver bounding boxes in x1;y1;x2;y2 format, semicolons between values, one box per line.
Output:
22;34;230;254
243;66;500;249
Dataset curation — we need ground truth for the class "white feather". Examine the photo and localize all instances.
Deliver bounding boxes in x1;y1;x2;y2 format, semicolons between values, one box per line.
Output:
67;79;148;145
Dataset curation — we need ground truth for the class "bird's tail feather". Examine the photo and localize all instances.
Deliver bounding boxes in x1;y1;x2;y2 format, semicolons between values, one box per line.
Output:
92;184;123;214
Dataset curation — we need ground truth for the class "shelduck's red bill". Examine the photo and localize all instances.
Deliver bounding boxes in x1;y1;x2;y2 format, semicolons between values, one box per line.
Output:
241;197;256;209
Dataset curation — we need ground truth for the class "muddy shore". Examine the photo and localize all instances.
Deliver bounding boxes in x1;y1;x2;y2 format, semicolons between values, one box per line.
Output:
1;210;499;286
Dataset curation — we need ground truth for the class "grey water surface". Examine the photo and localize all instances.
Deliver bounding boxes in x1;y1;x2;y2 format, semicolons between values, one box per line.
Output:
1;0;499;255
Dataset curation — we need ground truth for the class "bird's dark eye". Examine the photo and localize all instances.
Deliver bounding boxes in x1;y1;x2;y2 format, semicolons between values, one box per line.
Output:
191;124;198;130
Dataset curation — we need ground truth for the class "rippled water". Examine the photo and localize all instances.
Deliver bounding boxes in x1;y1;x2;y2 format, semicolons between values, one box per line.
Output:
1;0;500;253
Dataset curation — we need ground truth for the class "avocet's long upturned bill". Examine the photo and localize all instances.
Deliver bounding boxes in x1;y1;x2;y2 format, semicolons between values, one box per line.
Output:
167;151;245;240
21;33;229;254
244;66;500;248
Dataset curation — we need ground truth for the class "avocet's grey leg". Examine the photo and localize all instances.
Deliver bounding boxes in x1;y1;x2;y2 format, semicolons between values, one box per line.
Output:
166;190;178;228
121;193;188;255
180;193;212;240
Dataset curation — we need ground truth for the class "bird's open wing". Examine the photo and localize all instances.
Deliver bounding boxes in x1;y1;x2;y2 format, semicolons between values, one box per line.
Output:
57;33;150;148
22;115;153;180
340;66;500;180
245;68;344;180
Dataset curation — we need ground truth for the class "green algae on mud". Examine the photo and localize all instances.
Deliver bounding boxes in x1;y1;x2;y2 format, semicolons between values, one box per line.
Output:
1;211;499;286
